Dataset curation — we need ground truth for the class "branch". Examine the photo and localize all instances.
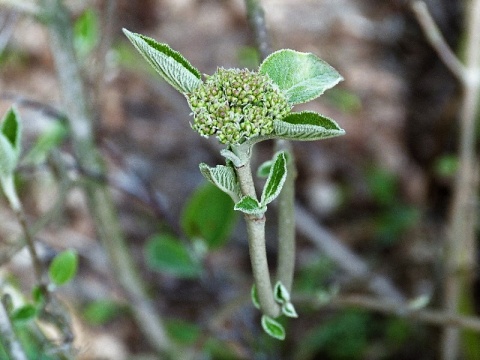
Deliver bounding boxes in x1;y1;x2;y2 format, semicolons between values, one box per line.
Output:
245;0;271;61
410;1;466;82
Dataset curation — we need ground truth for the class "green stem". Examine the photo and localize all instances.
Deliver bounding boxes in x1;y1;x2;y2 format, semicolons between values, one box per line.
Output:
0;296;28;360
236;160;281;318
274;141;296;293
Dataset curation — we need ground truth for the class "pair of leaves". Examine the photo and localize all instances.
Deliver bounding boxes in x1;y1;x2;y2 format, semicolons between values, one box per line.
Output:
0;107;21;179
234;151;287;216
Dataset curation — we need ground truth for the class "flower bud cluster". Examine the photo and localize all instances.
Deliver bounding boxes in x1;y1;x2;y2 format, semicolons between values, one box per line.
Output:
187;68;291;145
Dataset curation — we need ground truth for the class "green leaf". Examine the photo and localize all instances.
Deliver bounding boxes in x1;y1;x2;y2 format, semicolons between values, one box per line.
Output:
260;152;287;206
145;234;201;278
49;250;78;286
274;111;345;141
22;121;67;165
251;284;260;310
181;182;238;249
83;300;125;326
259;49;343;105
11;304;37;323
199;163;241;202
166;319;201;345
261;315;285;340
274;281;290;304
123;28;202;94
0;107;21;177
282;302;298;318
74;8;99;58
234;196;266;215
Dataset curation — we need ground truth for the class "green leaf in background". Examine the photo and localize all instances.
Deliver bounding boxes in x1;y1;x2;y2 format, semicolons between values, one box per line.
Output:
261;315;285;340
259;49;343;105
123;29;202;94
145;234;201;278
11;304;37;323
274;111;345;141
48;249;78;286
0;106;21;177
83;300;125;326
166;319;201;345
234;196;266;216
181;182;238;249
257;158;273;178
74;8;99;58
198;163;241;202
22;121;67;165
260;151;287;206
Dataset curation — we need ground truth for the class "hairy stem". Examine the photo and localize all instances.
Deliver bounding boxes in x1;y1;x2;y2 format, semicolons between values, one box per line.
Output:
39;0;172;354
236;160;281;318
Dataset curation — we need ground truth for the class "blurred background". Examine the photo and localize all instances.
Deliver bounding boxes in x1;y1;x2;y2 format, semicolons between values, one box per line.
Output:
0;0;475;359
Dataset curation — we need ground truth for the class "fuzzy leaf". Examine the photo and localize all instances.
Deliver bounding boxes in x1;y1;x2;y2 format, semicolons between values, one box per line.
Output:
251;284;261;310
49;250;78;286
282;302;298;318
234;196;266;215
261;315;286;340
260;152;287;206
259;49;343;105
123;29;202;94
274;281;291;304
274;111;345;141
0;107;21;177
199;163;241;202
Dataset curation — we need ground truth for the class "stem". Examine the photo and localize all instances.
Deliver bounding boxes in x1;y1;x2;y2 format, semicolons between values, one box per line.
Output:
0;296;28;360
441;0;480;358
275;141;296;292
39;0;173;354
236;160;281;318
245;0;271;61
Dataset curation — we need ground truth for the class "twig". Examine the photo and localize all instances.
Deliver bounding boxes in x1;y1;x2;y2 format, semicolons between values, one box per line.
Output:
0;11;18;54
0;296;28;360
410;1;466;82
298;293;480;333
295;204;406;302
245;0;271;61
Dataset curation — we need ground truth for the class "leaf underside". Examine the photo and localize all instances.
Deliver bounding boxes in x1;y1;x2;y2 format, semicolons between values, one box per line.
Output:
259;49;343;105
234;196;266;215
261;152;287;206
123;29;202;94
199;163;241;202
274;111;345;141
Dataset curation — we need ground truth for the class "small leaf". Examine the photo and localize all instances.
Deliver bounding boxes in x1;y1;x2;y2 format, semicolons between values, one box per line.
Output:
257;159;273;178
0;107;21;177
199;163;241;202
145;234;201;278
259;49;343;105
261;315;286;340
49;250;78;286
251;284;260;310
123;29;202;94
181;182;238;249
274;111;345;141
234;196;266;216
220;149;243;168
260;152;287;206
22;121;67;165
74;8;99;58
282;302;298;318
274;281;290;304
83;300;125;326
11;304;37;323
